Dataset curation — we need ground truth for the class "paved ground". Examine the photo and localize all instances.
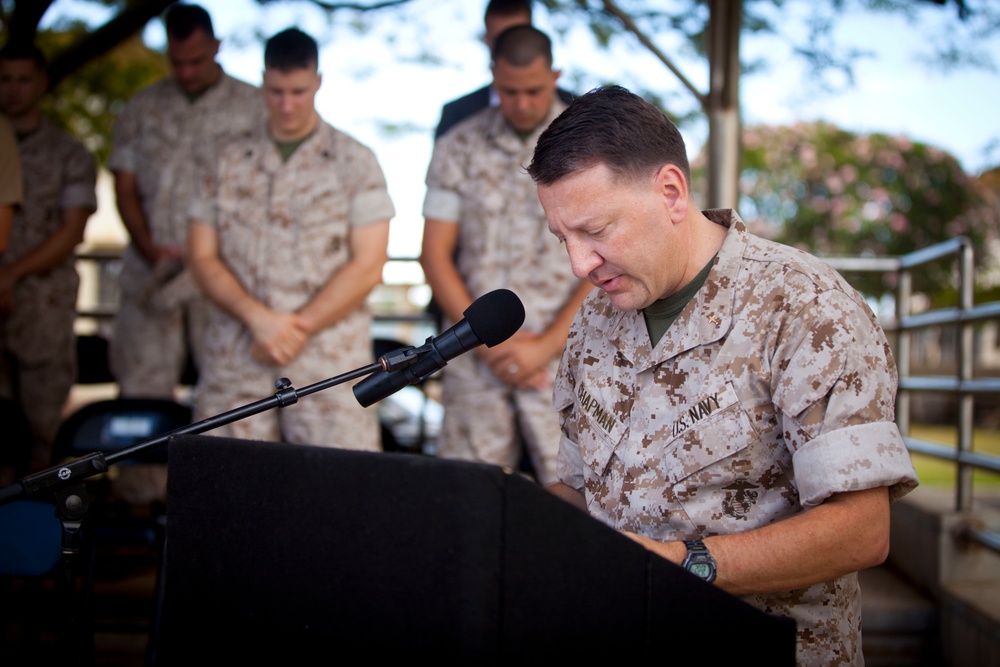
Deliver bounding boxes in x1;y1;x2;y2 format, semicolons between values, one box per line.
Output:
2;538;158;666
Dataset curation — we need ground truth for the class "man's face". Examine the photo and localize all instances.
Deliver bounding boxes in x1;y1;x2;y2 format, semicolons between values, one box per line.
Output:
167;28;221;95
262;66;321;141
492;55;559;134
539;163;690;312
0;58;47;119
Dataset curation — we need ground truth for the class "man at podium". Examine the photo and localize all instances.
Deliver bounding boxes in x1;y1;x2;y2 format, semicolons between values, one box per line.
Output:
528;85;919;666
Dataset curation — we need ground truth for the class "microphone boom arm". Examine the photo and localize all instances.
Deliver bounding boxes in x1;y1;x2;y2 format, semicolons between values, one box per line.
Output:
0;360;383;506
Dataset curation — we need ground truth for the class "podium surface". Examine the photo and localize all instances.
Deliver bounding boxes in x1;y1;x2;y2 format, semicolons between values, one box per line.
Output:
162;435;795;663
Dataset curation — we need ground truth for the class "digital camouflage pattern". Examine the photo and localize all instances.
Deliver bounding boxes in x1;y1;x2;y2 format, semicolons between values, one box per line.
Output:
108;71;265;397
0;119;96;471
0;114;21;208
554;210;919;666
189;120;395;450
423;101;578;484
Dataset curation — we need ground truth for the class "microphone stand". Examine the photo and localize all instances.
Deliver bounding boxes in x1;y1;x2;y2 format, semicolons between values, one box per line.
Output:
0;348;423;662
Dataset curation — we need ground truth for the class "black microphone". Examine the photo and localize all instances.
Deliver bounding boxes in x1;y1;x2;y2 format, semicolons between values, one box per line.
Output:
354;288;525;407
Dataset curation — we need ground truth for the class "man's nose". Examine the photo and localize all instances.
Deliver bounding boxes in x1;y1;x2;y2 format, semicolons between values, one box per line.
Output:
565;238;601;281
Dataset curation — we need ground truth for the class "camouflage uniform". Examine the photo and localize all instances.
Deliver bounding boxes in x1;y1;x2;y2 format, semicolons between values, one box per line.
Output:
0;119;96;471
0;114;21;208
423;101;577;484
108;70;265;397
554;210;919;666
189;120;394;450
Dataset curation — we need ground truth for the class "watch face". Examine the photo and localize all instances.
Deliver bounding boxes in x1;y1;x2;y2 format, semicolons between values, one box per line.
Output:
689;562;713;580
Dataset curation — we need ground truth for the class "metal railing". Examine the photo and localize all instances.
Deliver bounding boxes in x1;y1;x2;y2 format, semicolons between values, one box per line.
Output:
825;236;1000;556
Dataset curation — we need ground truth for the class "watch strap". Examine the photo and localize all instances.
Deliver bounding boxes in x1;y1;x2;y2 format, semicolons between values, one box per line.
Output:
681;539;717;583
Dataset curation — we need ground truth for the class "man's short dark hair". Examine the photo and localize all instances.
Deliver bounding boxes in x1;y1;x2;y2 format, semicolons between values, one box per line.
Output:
485;0;533;22
165;3;215;41
0;42;47;69
528;85;691;186
492;25;552;68
264;28;319;72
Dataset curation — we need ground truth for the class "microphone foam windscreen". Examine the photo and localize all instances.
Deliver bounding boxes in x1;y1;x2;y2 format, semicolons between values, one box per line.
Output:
464;289;526;347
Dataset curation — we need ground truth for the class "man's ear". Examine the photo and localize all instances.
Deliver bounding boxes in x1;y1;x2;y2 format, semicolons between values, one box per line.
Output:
655;164;690;223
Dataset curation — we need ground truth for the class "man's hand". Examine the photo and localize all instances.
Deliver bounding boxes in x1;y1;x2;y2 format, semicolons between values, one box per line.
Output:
546;482;588;512
247;310;311;366
150;243;185;265
480;331;552;389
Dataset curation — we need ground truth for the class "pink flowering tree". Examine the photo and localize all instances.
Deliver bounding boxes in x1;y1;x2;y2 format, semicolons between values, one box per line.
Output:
727;121;999;299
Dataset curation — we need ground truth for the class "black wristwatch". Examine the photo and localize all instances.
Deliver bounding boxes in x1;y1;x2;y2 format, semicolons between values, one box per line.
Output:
682;540;717;583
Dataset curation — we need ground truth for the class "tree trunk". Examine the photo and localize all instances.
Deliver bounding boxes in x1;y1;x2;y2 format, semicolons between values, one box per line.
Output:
706;0;742;209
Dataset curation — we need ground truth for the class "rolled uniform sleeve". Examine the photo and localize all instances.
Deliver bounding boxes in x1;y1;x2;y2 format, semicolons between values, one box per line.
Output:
421;188;461;222
422;134;464;223
187;137;223;227
351;188;395;227
774;289;919;507
794;421;916;506
188;196;216;228
344;140;394;227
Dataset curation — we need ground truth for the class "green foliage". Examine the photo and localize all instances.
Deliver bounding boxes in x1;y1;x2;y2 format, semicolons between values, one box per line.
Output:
38;25;169;166
735;121;999;298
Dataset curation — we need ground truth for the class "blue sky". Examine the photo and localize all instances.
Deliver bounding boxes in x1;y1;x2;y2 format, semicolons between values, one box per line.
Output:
44;0;1000;264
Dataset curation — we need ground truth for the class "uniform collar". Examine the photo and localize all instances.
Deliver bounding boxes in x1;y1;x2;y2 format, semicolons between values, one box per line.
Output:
612;209;748;370
174;66;230;104
484;97;568;155
257;118;332;174
14;116;48;144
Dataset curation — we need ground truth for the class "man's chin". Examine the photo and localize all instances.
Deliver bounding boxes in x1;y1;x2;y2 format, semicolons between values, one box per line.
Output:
606;291;645;313
179;81;206;95
510;119;540;134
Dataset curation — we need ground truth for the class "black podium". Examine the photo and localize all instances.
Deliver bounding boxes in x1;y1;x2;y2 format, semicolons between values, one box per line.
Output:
161;435;796;663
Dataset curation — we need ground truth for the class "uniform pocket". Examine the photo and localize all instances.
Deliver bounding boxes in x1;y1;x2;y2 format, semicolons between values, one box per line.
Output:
668;398;797;534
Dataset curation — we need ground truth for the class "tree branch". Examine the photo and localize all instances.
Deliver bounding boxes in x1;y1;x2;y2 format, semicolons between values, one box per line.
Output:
600;0;707;108
304;0;414;11
922;0;971;21
6;0;57;48
46;0;178;91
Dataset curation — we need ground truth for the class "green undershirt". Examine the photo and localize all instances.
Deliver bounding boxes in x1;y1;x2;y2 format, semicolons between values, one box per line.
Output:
274;133;312;162
185;68;223;104
643;256;716;348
